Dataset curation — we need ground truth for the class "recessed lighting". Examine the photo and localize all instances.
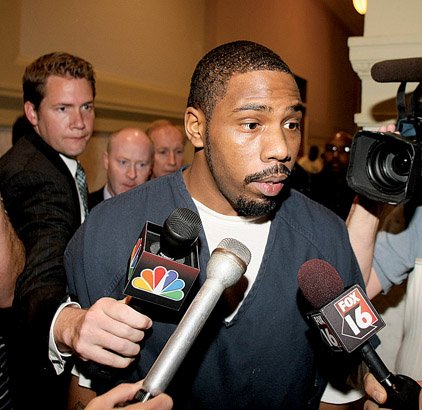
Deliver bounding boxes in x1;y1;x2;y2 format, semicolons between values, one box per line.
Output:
353;0;367;15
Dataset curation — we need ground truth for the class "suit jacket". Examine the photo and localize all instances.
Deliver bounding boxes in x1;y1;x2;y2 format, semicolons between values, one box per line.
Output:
88;186;105;210
0;130;82;409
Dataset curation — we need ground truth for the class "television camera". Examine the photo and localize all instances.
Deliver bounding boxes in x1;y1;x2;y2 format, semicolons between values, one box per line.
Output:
347;58;422;204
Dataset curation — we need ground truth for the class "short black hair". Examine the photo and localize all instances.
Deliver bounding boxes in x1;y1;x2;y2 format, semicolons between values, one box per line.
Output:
187;40;293;121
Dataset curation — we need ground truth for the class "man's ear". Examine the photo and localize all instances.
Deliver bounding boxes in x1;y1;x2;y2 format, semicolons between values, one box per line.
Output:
102;151;109;171
184;107;206;149
24;101;38;126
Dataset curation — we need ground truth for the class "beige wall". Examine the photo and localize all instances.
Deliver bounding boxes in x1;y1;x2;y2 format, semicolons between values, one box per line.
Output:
0;0;363;188
0;0;205;126
205;0;363;152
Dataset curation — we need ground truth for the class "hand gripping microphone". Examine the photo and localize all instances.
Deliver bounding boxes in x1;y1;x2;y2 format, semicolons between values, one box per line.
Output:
297;259;421;410
132;237;251;402
86;209;202;382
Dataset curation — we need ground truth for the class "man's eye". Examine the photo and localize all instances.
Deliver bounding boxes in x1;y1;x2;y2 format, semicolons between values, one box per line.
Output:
242;122;259;131
284;121;300;131
82;104;93;111
57;106;67;112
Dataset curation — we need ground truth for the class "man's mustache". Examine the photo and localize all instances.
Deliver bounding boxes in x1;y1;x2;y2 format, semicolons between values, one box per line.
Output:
245;164;292;184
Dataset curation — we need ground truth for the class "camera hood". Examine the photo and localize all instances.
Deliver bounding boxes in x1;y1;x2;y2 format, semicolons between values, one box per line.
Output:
347;131;422;204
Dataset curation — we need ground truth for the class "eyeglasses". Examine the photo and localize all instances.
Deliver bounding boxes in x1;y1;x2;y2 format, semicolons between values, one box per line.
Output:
325;144;351;154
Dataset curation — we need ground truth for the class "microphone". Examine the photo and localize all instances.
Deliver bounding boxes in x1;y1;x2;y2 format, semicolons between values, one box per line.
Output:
297;259;421;410
371;57;422;83
84;209;202;382
149;208;202;262
125;208;202;312
132;238;251;402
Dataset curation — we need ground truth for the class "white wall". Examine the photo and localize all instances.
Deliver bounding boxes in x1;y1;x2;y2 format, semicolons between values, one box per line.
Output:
349;0;422;129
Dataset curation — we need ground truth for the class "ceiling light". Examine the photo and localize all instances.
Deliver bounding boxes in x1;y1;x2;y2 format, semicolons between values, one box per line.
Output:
353;0;367;15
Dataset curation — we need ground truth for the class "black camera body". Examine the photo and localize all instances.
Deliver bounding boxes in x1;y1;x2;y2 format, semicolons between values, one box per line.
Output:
346;128;422;204
346;60;422;205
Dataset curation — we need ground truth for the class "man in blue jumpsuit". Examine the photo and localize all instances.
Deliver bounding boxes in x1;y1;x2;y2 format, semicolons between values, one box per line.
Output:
64;40;363;409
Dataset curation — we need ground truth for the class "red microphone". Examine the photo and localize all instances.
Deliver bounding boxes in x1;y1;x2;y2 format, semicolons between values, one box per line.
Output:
297;259;421;410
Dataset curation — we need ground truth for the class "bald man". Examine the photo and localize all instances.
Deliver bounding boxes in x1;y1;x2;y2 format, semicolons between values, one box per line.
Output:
88;128;153;209
145;119;186;178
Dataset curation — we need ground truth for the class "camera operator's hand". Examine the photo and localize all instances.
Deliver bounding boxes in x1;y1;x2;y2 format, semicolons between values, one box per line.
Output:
378;124;398;133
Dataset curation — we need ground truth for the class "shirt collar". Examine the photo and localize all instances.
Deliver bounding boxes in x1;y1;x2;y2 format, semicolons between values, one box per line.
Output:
59;154;77;177
103;185;113;200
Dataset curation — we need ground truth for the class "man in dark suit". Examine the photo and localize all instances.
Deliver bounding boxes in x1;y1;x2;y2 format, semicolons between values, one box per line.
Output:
0;52;151;410
88;127;153;209
0;52;96;409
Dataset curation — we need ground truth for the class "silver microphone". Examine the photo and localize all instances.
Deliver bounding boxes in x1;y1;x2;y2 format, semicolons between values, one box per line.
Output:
134;237;251;402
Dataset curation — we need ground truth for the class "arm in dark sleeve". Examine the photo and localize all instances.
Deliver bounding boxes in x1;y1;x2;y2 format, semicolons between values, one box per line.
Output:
2;169;79;366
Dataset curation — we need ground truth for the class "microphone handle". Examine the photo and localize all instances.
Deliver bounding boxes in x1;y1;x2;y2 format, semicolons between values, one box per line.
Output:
360;343;395;386
360;343;421;410
134;277;226;401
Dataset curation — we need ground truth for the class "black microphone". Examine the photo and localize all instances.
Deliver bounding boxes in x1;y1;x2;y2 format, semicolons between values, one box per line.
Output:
132;237;251;402
149;208;202;262
125;208;202;312
371;57;422;83
297;259;421;410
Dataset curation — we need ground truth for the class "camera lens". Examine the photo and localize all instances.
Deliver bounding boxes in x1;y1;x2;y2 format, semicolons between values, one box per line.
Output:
367;140;413;194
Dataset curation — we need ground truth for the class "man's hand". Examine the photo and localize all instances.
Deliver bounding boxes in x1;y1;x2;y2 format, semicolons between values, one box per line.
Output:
363;372;422;410
378;124;397;133
85;380;173;410
54;297;152;367
363;373;388;409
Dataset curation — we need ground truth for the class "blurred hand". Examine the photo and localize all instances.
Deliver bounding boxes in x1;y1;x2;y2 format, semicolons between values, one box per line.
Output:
378;124;398;133
363;372;422;410
54;297;152;367
363;373;388;409
86;381;173;410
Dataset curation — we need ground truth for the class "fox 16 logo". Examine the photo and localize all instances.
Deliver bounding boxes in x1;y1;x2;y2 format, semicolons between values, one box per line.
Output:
334;286;379;340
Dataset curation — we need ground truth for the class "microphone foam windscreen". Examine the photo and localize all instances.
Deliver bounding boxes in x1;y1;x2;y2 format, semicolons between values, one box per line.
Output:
297;259;344;309
371;57;422;83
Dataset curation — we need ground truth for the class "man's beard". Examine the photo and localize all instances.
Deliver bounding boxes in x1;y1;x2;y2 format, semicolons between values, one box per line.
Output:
204;130;289;217
233;195;279;217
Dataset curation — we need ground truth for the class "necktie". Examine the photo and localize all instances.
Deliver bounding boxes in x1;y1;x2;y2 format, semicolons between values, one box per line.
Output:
0;336;12;409
76;161;89;218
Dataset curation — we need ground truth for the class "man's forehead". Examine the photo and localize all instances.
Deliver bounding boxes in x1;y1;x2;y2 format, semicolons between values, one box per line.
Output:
43;75;93;99
225;70;300;97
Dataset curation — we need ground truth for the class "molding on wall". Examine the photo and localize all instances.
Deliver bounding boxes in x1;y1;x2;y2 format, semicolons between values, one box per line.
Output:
349;34;422;129
0;67;187;130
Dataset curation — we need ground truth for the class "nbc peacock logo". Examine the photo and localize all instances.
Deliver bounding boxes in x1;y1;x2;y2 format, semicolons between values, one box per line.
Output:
132;266;185;301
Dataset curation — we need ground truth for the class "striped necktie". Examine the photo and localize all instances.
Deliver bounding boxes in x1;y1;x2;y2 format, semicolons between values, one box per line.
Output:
0;336;12;409
76;162;88;217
